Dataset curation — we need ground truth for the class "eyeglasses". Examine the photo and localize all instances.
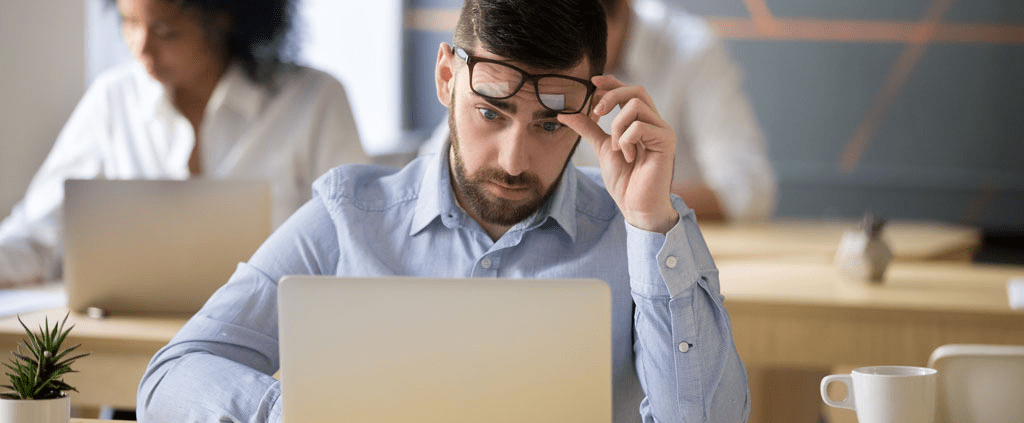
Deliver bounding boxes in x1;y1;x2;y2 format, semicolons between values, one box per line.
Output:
453;46;596;115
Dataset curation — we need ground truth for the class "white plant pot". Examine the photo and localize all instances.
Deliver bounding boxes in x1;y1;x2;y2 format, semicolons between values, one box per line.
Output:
0;395;70;423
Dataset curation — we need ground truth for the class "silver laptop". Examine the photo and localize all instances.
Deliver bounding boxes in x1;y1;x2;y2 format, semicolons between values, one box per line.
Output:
63;179;271;315
277;275;612;423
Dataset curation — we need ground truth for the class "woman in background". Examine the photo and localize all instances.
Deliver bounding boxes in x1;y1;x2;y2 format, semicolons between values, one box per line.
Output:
0;0;368;285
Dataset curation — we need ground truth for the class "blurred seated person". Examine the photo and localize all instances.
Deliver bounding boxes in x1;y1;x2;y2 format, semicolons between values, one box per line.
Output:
418;0;776;223
0;0;368;286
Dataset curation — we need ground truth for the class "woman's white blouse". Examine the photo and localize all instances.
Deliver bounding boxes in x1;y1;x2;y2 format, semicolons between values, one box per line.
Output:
0;63;368;284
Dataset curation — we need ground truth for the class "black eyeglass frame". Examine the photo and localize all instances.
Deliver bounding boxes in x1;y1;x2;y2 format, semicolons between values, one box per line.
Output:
453;46;597;115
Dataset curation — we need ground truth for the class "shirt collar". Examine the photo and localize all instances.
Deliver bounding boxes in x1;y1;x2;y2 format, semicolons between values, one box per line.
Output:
136;63;262;121
409;139;579;242
409;144;458;235
205;65;263;120
544;159;579;242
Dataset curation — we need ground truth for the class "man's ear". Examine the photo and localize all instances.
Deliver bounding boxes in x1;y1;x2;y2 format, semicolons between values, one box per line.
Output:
435;42;456;108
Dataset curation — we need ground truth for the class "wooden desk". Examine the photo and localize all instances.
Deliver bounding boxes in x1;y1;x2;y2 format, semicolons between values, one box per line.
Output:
0;307;186;409
720;259;1024;422
701;219;981;262
722;260;1024;366
0;220;989;419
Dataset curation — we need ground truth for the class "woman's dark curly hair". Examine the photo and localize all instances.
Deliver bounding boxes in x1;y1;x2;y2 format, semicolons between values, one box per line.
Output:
109;0;300;87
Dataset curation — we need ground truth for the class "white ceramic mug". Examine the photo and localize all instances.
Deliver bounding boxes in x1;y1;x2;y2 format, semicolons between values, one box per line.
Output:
820;365;938;423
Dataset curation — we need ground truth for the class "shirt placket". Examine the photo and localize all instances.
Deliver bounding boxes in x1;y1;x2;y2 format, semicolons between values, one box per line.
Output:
472;252;503;277
472;226;533;278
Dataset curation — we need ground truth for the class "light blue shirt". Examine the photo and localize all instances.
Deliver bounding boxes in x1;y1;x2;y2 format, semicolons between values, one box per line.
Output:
137;149;750;423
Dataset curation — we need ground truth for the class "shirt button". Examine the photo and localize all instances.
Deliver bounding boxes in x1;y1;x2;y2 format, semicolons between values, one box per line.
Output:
678;342;690;353
481;257;492;269
665;256;678;269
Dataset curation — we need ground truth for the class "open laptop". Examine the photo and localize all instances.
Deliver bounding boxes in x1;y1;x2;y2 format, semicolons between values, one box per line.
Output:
63;179;271;315
277;275;612;423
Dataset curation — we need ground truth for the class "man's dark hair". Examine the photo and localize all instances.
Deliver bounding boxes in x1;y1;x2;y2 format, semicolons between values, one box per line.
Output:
453;0;608;76
107;0;299;87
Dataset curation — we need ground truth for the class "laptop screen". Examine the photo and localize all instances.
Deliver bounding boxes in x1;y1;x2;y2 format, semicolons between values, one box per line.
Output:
277;275;612;423
63;179;270;315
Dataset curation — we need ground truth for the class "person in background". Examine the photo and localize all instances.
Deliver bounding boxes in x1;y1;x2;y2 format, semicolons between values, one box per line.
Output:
136;0;749;421
419;0;777;222
0;0;369;286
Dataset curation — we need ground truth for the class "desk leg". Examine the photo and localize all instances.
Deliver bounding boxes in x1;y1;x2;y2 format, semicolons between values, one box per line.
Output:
747;366;829;423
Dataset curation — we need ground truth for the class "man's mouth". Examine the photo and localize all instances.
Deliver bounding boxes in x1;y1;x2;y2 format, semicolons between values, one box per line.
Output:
486;179;531;200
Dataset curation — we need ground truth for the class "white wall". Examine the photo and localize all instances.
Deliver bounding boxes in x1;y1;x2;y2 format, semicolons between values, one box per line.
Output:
296;0;405;156
0;2;86;217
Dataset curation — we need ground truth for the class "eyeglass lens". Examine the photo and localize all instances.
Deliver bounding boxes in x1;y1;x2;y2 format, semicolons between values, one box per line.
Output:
470;61;590;113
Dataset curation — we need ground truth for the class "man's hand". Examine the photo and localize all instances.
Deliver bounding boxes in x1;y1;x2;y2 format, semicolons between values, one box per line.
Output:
558;75;679;233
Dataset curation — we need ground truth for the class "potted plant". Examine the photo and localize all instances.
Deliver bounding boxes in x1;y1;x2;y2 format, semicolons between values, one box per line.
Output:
1;313;88;423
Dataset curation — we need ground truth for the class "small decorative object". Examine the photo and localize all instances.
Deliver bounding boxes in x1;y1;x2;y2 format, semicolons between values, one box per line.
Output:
835;213;893;283
0;313;88;423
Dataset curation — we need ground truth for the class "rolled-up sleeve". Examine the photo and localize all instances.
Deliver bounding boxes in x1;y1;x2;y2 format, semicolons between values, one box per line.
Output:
627;196;750;422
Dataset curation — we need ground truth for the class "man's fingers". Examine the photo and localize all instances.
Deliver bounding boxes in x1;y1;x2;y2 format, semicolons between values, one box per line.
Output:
609;98;666;144
558;113;608;146
592;74;627;90
591;75;655;115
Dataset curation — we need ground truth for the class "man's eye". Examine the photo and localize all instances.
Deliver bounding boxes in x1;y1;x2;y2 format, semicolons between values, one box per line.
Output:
479;108;499;121
541;121;563;132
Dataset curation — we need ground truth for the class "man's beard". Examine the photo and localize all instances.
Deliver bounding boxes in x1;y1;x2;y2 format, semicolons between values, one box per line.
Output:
447;109;576;227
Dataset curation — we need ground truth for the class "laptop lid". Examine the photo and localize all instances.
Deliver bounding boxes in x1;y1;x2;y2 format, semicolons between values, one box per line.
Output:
277;275;612;423
63;179;271;315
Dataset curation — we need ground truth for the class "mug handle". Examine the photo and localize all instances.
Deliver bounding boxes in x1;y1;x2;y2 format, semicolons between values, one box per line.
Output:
820;374;855;410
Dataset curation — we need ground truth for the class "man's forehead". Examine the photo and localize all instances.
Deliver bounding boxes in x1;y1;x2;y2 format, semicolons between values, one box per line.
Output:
469;41;593;80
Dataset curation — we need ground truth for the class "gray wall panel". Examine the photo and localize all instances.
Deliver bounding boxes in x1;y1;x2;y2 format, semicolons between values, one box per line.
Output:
868;44;1024;173
777;183;1023;227
408;30;454;133
946;0;1024;24
673;0;750;17
727;41;904;163
764;0;932;20
775;184;975;221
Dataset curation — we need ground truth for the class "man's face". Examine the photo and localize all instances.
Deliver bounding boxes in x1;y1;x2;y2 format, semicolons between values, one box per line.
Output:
441;43;591;227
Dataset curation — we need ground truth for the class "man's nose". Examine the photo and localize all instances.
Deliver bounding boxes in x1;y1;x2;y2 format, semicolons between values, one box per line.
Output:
497;124;530;177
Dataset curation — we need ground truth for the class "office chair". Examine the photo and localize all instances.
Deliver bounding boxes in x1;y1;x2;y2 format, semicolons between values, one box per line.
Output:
928;344;1024;423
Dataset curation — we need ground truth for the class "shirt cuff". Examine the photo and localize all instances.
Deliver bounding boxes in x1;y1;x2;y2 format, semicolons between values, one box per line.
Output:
625;197;702;299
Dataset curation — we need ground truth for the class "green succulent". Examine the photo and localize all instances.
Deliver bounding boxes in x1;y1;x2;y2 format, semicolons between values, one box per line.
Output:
1;313;89;400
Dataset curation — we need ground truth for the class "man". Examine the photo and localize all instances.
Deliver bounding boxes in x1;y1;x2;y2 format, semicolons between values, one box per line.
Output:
420;0;777;223
136;0;749;421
